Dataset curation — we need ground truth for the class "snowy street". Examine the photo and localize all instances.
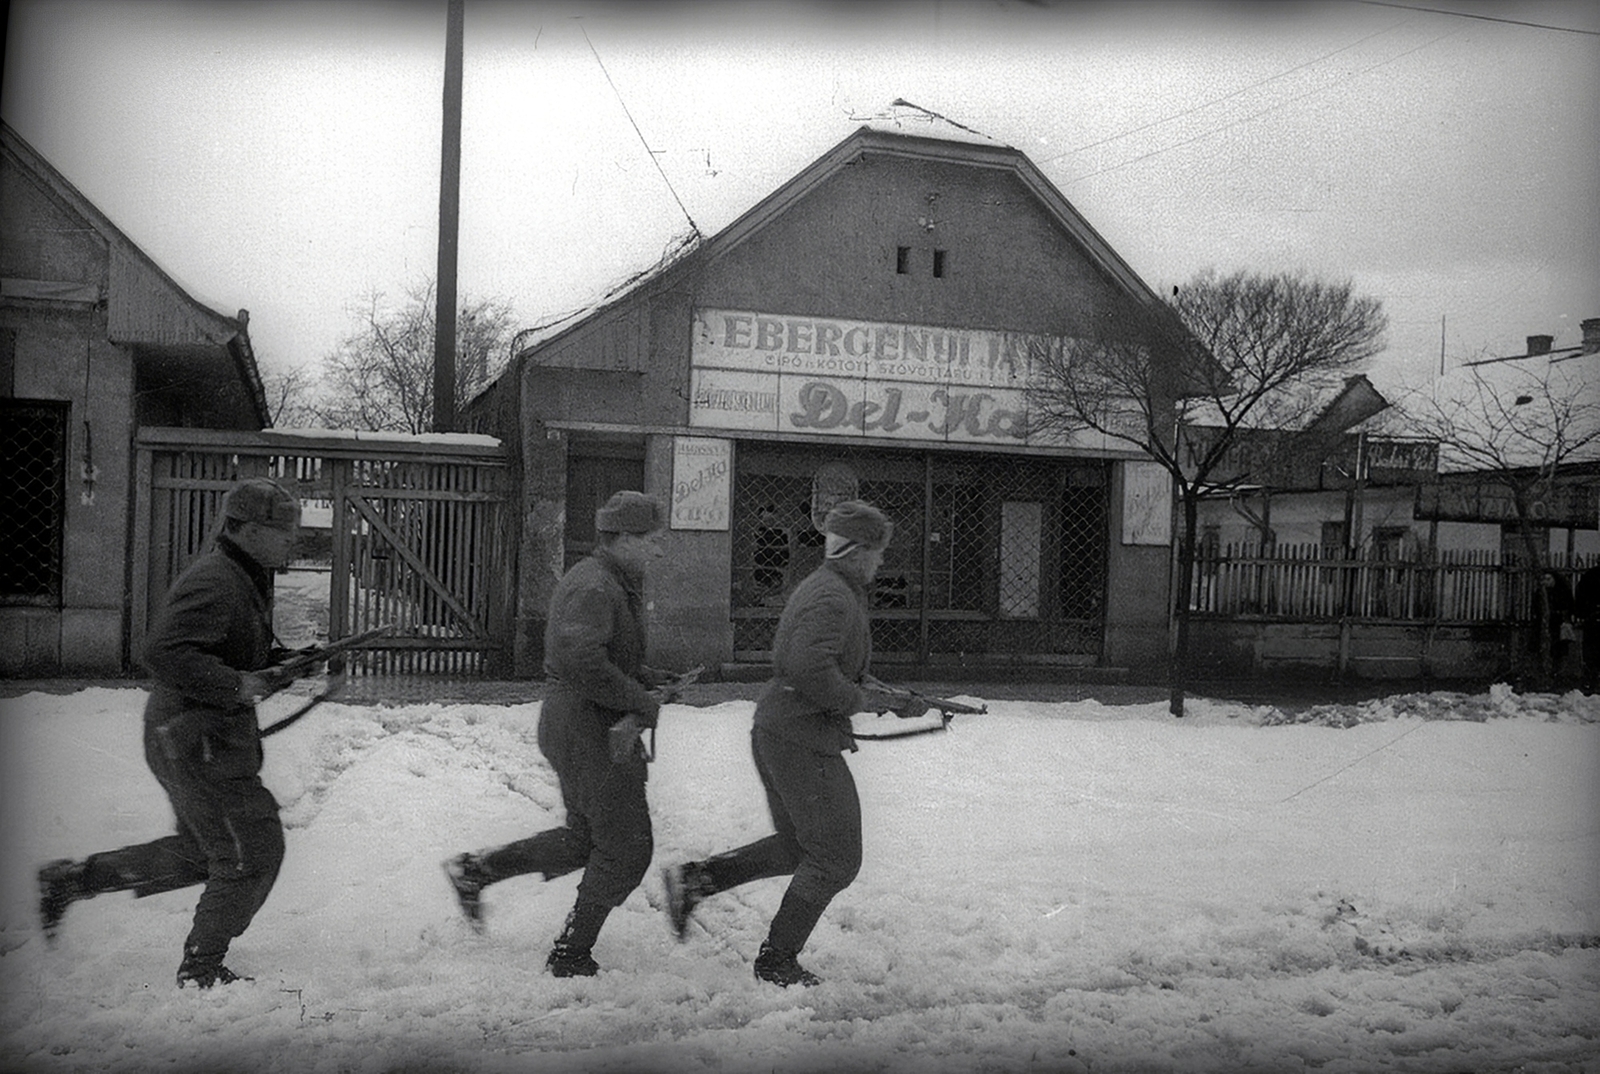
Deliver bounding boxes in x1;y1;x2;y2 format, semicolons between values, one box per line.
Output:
2;685;1597;1074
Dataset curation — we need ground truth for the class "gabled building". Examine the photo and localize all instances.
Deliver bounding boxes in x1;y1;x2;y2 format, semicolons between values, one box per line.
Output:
1;120;268;675
469;118;1192;678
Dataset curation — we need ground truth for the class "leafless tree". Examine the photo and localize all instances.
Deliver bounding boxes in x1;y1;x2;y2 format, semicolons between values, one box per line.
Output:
260;364;322;428
1028;269;1387;715
313;280;516;434
1397;358;1600;686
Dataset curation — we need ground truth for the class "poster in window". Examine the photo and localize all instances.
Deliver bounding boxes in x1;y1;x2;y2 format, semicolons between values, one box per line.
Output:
1122;460;1172;546
671;437;731;531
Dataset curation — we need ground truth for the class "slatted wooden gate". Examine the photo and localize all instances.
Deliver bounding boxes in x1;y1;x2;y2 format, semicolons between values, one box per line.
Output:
133;427;512;676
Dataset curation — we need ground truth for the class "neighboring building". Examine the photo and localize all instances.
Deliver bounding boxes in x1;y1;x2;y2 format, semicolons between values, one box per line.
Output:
1;120;267;675
469;118;1191;679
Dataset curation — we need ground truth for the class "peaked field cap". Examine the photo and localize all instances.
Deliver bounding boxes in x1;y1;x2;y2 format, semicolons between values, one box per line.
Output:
222;478;301;529
595;490;664;534
824;500;892;549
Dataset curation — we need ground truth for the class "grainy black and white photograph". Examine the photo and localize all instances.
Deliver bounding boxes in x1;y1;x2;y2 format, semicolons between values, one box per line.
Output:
2;1;1597;1072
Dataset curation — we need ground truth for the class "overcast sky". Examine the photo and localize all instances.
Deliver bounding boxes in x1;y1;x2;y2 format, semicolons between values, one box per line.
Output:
4;0;1598;405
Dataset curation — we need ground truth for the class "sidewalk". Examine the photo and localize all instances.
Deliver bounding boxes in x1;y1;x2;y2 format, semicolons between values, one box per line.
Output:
0;673;1508;713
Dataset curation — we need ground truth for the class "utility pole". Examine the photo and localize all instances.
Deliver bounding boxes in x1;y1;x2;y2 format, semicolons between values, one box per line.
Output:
433;0;463;433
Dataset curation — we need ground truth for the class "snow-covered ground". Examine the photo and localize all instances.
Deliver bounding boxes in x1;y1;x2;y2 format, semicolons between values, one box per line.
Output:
1;678;1596;1074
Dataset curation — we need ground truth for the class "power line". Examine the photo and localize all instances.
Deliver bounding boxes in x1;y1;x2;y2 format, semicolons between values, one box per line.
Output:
578;23;701;239
1040;18;1413;166
1062;26;1461;186
1351;0;1600;35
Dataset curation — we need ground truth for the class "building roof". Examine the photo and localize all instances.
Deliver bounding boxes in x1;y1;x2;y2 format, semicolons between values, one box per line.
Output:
510;112;1171;363
1;120;269;428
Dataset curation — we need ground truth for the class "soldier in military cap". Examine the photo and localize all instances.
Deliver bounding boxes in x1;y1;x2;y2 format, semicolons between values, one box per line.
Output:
663;499;922;987
37;477;303;988
445;490;679;977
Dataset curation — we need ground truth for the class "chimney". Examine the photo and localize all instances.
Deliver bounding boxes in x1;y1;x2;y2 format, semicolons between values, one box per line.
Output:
1583;318;1600;355
1526;334;1552;356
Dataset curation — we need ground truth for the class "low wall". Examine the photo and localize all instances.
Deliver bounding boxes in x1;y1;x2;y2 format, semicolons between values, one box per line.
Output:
1187;617;1585;683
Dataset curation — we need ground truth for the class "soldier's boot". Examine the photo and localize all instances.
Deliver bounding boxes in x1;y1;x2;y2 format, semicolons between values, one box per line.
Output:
38;859;90;945
753;941;821;988
443;853;491;933
546;899;611;978
663;861;717;941
175;943;252;989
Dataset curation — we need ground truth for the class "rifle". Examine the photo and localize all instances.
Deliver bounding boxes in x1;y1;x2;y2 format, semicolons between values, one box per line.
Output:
608;665;706;764
854;674;988;741
258;624;396;738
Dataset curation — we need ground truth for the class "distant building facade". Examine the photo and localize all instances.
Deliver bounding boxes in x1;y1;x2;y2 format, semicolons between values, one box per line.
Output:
1;121;267;675
469;124;1191;679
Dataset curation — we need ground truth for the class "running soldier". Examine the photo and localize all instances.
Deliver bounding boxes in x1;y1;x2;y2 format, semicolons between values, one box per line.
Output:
37;477;304;988
444;490;679;977
662;499;924;987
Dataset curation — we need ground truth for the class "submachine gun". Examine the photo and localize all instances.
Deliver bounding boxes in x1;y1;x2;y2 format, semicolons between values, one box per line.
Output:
258;624;397;737
608;666;706;764
854;673;988;741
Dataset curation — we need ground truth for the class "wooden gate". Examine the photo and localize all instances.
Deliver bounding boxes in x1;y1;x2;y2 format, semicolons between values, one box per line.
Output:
133;427;512;676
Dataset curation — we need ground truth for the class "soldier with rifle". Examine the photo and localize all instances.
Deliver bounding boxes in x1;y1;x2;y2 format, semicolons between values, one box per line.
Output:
663;499;948;988
37;477;319;987
443;490;692;978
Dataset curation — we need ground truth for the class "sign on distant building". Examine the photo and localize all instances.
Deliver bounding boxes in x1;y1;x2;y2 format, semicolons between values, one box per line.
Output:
1415;480;1599;527
689;308;1062;447
670;436;731;530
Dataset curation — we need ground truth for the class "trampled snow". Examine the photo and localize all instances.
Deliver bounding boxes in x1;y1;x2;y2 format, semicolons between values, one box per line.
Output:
1;683;1597;1073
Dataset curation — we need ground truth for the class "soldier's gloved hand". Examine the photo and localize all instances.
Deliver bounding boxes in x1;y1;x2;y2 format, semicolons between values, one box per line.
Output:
634;694;662;729
238;669;289;704
890;698;931;720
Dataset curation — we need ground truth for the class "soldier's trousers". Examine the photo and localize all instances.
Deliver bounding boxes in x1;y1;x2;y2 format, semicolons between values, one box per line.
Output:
80;719;284;959
473;697;653;910
690;726;863;952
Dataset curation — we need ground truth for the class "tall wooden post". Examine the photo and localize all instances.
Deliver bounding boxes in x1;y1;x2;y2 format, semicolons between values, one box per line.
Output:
433;0;463;432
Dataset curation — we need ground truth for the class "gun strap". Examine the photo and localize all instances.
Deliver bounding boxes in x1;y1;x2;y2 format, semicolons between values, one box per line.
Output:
260;674;346;738
852;713;954;741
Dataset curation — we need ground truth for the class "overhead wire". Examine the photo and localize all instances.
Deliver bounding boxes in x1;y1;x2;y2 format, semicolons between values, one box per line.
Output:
1060;25;1463;185
1350;0;1600;35
1038;18;1415;166
578;21;702;240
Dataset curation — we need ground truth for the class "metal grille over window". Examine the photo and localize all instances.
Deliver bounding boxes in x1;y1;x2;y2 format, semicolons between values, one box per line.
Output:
732;443;1107;666
1;401;68;604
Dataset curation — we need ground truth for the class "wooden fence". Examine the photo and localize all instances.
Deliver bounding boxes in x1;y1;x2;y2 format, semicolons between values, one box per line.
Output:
1190;543;1595;623
133;427;513;677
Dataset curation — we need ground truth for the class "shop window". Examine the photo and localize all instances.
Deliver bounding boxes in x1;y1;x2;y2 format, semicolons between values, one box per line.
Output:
1;400;67;605
932;249;946;278
895;246;910;274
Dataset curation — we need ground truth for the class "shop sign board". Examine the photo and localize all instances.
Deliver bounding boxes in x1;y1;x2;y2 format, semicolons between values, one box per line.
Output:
670;436;731;531
1414;480;1599;527
1122;460;1173;546
689;308;1090;448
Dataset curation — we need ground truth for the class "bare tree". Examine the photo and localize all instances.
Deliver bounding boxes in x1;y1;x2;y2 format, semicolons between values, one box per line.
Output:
1398;358;1600;687
1028;269;1387;715
260;364;322;428
313;280;515;434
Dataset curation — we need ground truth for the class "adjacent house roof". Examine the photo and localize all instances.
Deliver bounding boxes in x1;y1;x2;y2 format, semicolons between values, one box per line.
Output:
1;120;268;428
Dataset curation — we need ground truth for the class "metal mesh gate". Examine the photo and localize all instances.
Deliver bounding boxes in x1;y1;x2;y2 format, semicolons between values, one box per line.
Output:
732;442;1107;665
0;400;67;605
